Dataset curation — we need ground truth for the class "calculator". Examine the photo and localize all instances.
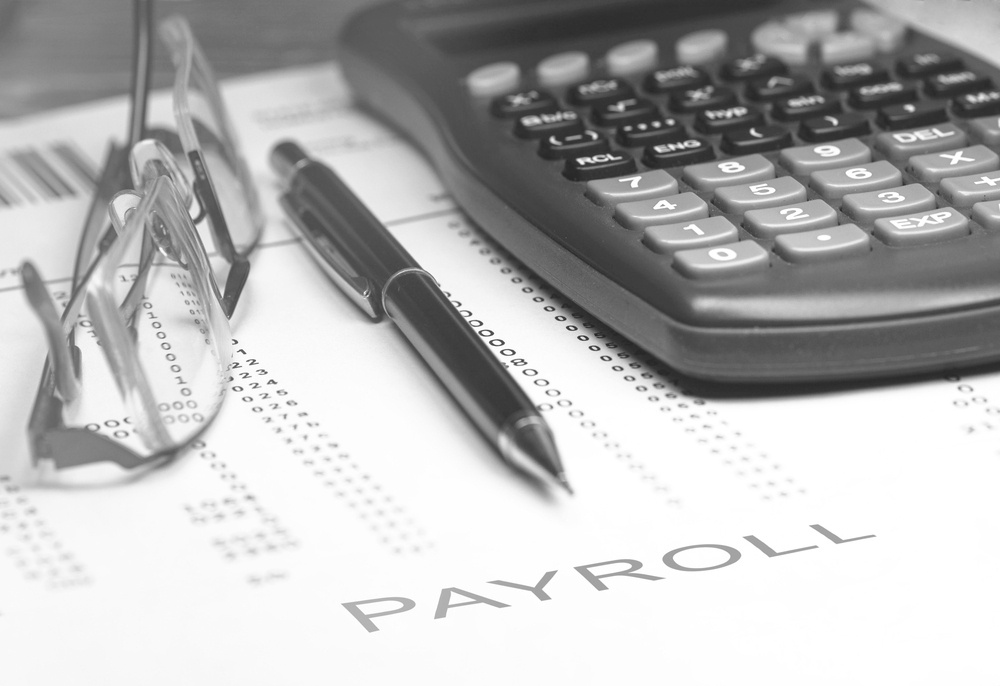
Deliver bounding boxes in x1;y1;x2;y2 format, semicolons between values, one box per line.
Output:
339;0;1000;383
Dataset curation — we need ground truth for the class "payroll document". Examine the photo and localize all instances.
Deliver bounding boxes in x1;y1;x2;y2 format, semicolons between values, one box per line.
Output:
2;5;1000;683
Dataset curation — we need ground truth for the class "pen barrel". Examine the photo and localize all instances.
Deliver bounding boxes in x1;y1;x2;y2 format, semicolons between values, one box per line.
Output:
382;270;536;445
290;162;417;283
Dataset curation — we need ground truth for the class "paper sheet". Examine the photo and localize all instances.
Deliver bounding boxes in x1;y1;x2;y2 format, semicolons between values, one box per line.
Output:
1;19;1000;685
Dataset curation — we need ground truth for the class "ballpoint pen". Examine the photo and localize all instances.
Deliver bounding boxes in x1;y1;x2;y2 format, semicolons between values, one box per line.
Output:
270;140;572;494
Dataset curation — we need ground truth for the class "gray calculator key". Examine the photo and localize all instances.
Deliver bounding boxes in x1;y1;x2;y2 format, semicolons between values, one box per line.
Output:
586;170;678;205
614;192;708;230
778;138;871;175
643;216;739;254
676;29;728;65
819;31;877;65
682;154;775;191
939;171;1000;206
842;184;937;224
537;51;590;87
872;207;969;246
466;61;521;97
908;145;1000;182
774;223;870;263
972;200;1000;229
809;160;902;199
673;241;770;279
744;199;838;239
714;176;807;213
606;39;659;76
874;123;968;161
970;115;1000;145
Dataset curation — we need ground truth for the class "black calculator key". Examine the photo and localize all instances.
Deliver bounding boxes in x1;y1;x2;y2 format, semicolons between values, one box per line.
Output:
695;105;763;133
644;65;710;94
642;137;715;167
563;150;636;180
745;74;813;101
491;90;558;118
848;80;918;109
514;110;584;138
773;93;841;121
720;54;787;81
876;100;948;129
924;70;992;97
568;78;634;105
821;61;889;89
799;112;871;142
952;89;1000;118
592;97;659;126
539;130;609;159
670;85;737;113
721;125;793;155
896;52;964;78
617;117;686;146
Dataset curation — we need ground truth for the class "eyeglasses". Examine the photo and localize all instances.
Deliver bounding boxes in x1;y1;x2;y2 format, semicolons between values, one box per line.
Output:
19;1;263;478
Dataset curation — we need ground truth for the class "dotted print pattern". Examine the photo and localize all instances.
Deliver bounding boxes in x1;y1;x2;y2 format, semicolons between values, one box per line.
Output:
0;476;90;588
944;374;1000;436
442;213;805;501
228;343;432;554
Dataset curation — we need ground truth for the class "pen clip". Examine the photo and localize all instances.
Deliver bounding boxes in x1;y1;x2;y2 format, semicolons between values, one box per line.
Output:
280;193;382;320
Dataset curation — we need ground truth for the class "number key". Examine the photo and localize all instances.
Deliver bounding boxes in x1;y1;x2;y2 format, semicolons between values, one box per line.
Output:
809;160;902;199
713;176;807;214
643;216;739;254
743;199;839;239
614;192;708;230
585;169;679;206
841;184;937;225
682;153;775;191
673;241;770;279
778;138;872;175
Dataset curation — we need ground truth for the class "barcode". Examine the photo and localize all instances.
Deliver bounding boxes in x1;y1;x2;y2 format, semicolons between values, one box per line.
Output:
0;142;97;208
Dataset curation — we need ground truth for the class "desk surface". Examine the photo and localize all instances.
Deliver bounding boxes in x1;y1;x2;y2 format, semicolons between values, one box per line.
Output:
0;0;378;118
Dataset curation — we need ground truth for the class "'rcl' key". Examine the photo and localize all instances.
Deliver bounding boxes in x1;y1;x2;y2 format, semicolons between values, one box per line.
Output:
563;151;636;181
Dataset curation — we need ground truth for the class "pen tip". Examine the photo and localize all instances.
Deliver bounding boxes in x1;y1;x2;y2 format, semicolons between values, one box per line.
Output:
501;417;571;494
557;473;575;496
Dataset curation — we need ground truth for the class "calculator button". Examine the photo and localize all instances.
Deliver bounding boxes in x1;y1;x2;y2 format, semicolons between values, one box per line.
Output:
924;70;992;98
467;61;521;97
809;160;902;199
569;78;634;106
874;123;968;161
970;115;1000;145
539;130;609;160
799;113;871;142
785;10;840;38
849;10;908;52
721;125;793;155
644;66;710;94
593;98;659;126
822;62;889;90
896;52;963;78
744;199;839;239
848;80;918;109
682;154;775;192
939;171;1000;206
873;208;968;246
585;170;679;206
643;138;715;167
714;176;807;214
670;85;737;113
750;22;811;67
614;192;708;230
563;151;636;181
491;90;558;118
819;32;877;65
841;184;937;225
971;201;1000;229
772;93;841;121
779;138;872;175
907;145;1000;182
876;101;948;130
720;54;787;81
952;90;1000;119
607;39;659;76
537;51;590;88
774;224;871;263
617;117;686;147
676;29;728;66
694;105;763;134
745;74;813;101
643;216;739;254
514;110;584;139
673;241;770;279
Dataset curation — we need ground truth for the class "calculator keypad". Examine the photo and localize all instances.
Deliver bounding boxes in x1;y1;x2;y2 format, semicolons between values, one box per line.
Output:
478;4;1000;280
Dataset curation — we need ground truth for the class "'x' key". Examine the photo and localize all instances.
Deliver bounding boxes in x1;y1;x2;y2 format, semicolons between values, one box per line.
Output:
908;144;1000;182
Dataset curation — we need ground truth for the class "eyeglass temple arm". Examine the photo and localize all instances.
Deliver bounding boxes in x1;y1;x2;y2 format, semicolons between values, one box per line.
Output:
21;262;82;403
127;0;154;149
